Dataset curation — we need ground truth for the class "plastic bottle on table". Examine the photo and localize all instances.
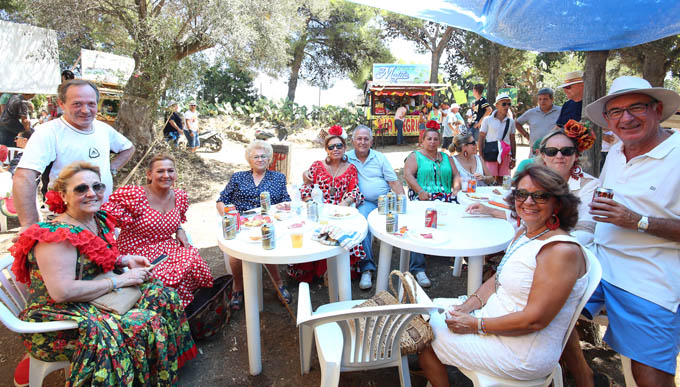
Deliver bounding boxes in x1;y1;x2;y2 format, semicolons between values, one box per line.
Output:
290;184;303;215
311;185;324;207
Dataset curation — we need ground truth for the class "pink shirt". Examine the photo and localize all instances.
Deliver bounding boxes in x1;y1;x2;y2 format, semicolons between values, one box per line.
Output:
395;106;407;120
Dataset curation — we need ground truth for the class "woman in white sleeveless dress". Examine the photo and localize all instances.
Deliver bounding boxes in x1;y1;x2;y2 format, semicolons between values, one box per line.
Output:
449;133;495;186
419;165;589;384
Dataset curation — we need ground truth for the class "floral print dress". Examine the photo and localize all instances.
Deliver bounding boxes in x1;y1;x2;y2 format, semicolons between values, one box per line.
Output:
287;160;366;282
9;211;196;386
102;185;213;307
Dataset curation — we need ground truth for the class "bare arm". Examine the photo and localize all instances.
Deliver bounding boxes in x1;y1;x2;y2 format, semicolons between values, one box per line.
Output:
515;121;529;140
509;133;517;169
590;197;680;242
387;180;405;195
216;201;226;216
34;241;147;303
474;106;492;128
404;153;429;200
478;131;487;158
12;168;41;227
110;145;135;171
447;154;461;194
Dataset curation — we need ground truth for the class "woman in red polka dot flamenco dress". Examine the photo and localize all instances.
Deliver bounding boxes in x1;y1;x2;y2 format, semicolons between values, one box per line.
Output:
102;154;213;307
288;126;367;282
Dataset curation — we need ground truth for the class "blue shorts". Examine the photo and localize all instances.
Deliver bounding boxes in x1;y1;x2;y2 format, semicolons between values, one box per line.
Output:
583;280;680;375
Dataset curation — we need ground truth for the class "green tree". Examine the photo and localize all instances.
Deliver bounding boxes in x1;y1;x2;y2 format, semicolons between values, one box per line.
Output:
615;35;680;86
286;0;392;101
199;62;258;105
16;0;304;146
382;14;453;84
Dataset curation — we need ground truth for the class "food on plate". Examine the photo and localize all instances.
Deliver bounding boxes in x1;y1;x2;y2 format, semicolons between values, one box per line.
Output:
420;233;433;239
467;194;489;201
288;221;306;229
241;215;272;227
329;210;352;218
488;200;510;209
393;226;408;237
276;202;291;211
274;213;291;221
249;235;262;241
492;188;503;195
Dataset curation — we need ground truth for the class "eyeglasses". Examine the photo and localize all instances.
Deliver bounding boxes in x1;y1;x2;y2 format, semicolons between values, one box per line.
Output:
604;102;655;120
327;143;344;150
72;183;106;195
513;189;553;204
252;155;268;160
563;85;573;90
541;146;577;157
501;102;511;107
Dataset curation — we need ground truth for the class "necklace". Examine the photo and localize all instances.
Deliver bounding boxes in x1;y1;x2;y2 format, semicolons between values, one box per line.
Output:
495;227;550;292
64;213;100;236
327;162;343;196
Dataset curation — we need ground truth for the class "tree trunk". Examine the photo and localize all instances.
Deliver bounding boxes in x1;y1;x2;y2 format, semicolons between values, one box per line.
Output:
581;50;609;178
287;39;307;102
642;51;667;87
430;27;454;83
487;43;500;105
116;71;165;148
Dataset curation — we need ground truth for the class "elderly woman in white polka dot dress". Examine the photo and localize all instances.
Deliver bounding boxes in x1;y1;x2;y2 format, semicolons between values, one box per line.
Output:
216;140;292;310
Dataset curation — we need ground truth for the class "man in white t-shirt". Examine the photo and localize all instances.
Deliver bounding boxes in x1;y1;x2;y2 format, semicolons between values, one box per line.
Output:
478;94;516;184
13;79;135;228
183;101;199;152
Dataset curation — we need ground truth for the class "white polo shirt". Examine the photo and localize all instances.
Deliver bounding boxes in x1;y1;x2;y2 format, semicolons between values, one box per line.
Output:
594;131;680;312
480;111;515;143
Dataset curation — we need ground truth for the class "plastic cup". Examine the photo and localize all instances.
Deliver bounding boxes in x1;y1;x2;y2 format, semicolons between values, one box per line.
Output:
291;231;304;248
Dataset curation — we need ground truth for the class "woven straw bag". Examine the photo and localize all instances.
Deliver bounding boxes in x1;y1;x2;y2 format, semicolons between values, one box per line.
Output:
353;270;434;355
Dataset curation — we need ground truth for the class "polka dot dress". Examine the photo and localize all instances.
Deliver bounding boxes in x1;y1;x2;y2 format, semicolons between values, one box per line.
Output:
217;170;291;212
102;185;213;307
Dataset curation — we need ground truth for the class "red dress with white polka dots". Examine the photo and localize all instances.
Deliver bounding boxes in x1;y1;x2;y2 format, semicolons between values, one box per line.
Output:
102;185;213;306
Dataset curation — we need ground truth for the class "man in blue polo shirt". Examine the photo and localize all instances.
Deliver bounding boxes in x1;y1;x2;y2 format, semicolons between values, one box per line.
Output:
346;125;405;289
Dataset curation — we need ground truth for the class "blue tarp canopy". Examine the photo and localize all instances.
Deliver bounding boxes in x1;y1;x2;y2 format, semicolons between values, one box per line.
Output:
350;0;680;51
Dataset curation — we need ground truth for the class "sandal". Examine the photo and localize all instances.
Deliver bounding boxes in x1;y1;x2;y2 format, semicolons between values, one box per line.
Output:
277;285;293;305
230;291;244;311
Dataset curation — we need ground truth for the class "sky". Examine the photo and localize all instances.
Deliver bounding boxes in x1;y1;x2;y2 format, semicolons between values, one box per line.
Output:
253;38;432;108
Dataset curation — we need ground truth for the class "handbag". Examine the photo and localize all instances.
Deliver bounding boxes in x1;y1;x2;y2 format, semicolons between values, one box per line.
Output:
184;275;233;341
352;270;434;355
482;118;510;162
79;257;142;315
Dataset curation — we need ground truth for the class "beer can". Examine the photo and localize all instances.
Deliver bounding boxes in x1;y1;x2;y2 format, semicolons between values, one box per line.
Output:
425;208;438;229
396;194;408;214
386;191;396;212
222;214;237;240
386;211;398;233
260;191;271;213
261;222;275;250
307;201;319;222
593;187;614;200
502;176;512;191
227;209;240;231
377;195;387;215
468;178;477;193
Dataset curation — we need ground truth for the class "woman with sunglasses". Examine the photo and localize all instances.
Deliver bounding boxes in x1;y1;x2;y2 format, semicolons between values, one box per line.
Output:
450;133;494;186
103;153;213;307
419;165;589;385
290;126;366;283
10;161;196;385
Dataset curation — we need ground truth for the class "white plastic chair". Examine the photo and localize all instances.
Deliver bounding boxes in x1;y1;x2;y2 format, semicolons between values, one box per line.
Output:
456;248;603;387
7;146;23;162
0;255;78;387
297;281;443;386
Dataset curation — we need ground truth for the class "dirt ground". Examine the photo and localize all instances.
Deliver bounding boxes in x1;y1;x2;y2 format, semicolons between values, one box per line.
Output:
0;125;666;386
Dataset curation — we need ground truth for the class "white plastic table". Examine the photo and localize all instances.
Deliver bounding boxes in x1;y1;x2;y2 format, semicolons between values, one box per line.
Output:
368;200;514;296
217;205;367;375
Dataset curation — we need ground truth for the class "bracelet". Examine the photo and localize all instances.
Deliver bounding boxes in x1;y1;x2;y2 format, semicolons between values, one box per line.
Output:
476;318;483;334
106;278;114;291
469;293;485;308
177;225;183;232
481;318;488;335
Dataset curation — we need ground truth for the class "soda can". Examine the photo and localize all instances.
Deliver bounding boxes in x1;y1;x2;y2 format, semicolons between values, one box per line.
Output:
227;209;240;231
425;208;438;228
222;214;237;240
307;201;319;222
386;192;396;212
260;191;271;213
261;222;275;250
593;187;614;200
386;211;398;233
468;178;477;193
378;195;387;214
396;194;408;214
502;176;512;191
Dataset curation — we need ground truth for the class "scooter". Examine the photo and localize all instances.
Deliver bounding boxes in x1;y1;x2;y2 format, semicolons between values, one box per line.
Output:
177;129;224;152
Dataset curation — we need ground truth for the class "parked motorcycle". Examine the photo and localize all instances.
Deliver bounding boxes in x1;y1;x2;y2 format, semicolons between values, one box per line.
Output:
177;129;224;153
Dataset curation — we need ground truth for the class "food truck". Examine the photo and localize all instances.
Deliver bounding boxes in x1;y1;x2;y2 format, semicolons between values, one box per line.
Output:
364;64;448;143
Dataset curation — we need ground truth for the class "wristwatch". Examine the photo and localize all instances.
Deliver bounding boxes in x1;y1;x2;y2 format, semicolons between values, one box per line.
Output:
637;216;649;233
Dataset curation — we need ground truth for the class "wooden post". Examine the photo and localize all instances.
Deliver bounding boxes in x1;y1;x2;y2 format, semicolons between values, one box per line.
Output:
582;50;609;177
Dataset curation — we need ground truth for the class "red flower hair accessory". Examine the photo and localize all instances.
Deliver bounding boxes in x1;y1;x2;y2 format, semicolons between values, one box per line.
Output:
328;125;346;139
45;190;67;214
0;145;7;163
425;120;441;130
563;119;595;152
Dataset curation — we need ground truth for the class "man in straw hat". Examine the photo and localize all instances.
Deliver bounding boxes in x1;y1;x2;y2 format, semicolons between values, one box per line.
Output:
556;70;584;127
563;76;680;387
478;93;516;184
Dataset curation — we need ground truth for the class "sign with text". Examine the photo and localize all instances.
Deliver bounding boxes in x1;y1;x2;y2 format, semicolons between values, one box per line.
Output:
81;49;135;86
373;116;420;136
372;64;430;84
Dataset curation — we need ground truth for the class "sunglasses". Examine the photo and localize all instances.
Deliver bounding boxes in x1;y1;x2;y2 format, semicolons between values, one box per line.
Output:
563;85;573;90
501;102;512;107
466;141;476;146
72;182;106;195
513;189;553;204
327;143;344;150
541;146;577;157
